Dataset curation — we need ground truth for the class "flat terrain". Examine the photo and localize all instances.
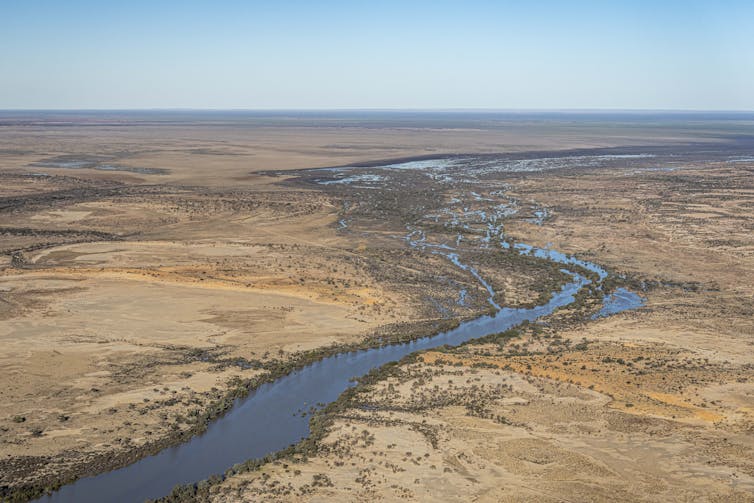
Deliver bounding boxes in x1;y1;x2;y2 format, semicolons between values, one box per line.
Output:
0;111;752;501
210;161;754;502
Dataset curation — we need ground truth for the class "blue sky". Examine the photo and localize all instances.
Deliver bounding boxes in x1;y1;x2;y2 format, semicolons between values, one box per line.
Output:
1;0;752;109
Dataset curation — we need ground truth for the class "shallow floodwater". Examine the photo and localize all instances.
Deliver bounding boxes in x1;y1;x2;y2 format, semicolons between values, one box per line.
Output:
37;156;645;502
593;288;644;318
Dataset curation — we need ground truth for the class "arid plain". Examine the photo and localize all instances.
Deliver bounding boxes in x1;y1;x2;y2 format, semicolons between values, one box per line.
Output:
0;112;752;502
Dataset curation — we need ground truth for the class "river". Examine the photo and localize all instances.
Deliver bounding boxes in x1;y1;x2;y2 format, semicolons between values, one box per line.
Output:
38;158;644;502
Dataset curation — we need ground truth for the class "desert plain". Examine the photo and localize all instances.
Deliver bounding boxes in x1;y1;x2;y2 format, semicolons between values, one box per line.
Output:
0;111;752;502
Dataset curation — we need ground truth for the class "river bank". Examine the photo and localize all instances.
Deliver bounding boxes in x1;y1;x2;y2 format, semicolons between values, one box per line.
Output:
3;115;752;502
24;152;645;502
203;158;754;502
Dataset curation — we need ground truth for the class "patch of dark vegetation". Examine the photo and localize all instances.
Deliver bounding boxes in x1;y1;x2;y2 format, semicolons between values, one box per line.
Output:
0;185;125;214
0;227;123;257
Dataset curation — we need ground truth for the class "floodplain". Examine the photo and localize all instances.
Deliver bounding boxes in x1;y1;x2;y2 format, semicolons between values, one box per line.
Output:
0;111;752;502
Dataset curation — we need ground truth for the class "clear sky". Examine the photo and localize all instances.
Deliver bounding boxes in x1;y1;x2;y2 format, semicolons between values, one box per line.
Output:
1;0;752;110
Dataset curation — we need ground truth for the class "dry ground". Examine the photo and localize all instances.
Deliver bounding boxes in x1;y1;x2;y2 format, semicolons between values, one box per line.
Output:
1;112;669;498
207;162;754;502
1;113;752;501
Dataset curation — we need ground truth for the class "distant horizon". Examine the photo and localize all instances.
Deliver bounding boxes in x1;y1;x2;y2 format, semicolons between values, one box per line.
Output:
1;108;754;114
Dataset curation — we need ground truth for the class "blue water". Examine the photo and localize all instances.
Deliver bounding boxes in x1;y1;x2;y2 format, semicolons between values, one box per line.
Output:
38;257;644;503
34;161;645;502
38;271;598;502
593;288;644;319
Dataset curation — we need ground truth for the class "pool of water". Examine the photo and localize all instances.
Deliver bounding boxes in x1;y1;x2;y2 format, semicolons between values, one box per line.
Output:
593;288;644;318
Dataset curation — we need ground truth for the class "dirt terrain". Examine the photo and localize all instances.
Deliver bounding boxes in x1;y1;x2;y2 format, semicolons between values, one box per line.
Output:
202;145;754;502
1;112;752;501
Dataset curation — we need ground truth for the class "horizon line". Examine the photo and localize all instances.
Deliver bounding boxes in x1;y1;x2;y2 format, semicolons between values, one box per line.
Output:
1;107;754;114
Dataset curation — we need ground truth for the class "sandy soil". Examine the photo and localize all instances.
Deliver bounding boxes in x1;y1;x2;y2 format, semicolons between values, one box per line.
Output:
206;160;754;502
1;112;752;501
0;113;583;497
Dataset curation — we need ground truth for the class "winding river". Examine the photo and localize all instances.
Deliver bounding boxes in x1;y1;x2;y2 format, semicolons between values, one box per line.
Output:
38;247;641;503
38;157;645;502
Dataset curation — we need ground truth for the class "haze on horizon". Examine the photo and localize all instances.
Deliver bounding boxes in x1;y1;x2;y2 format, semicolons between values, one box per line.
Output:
1;0;752;111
